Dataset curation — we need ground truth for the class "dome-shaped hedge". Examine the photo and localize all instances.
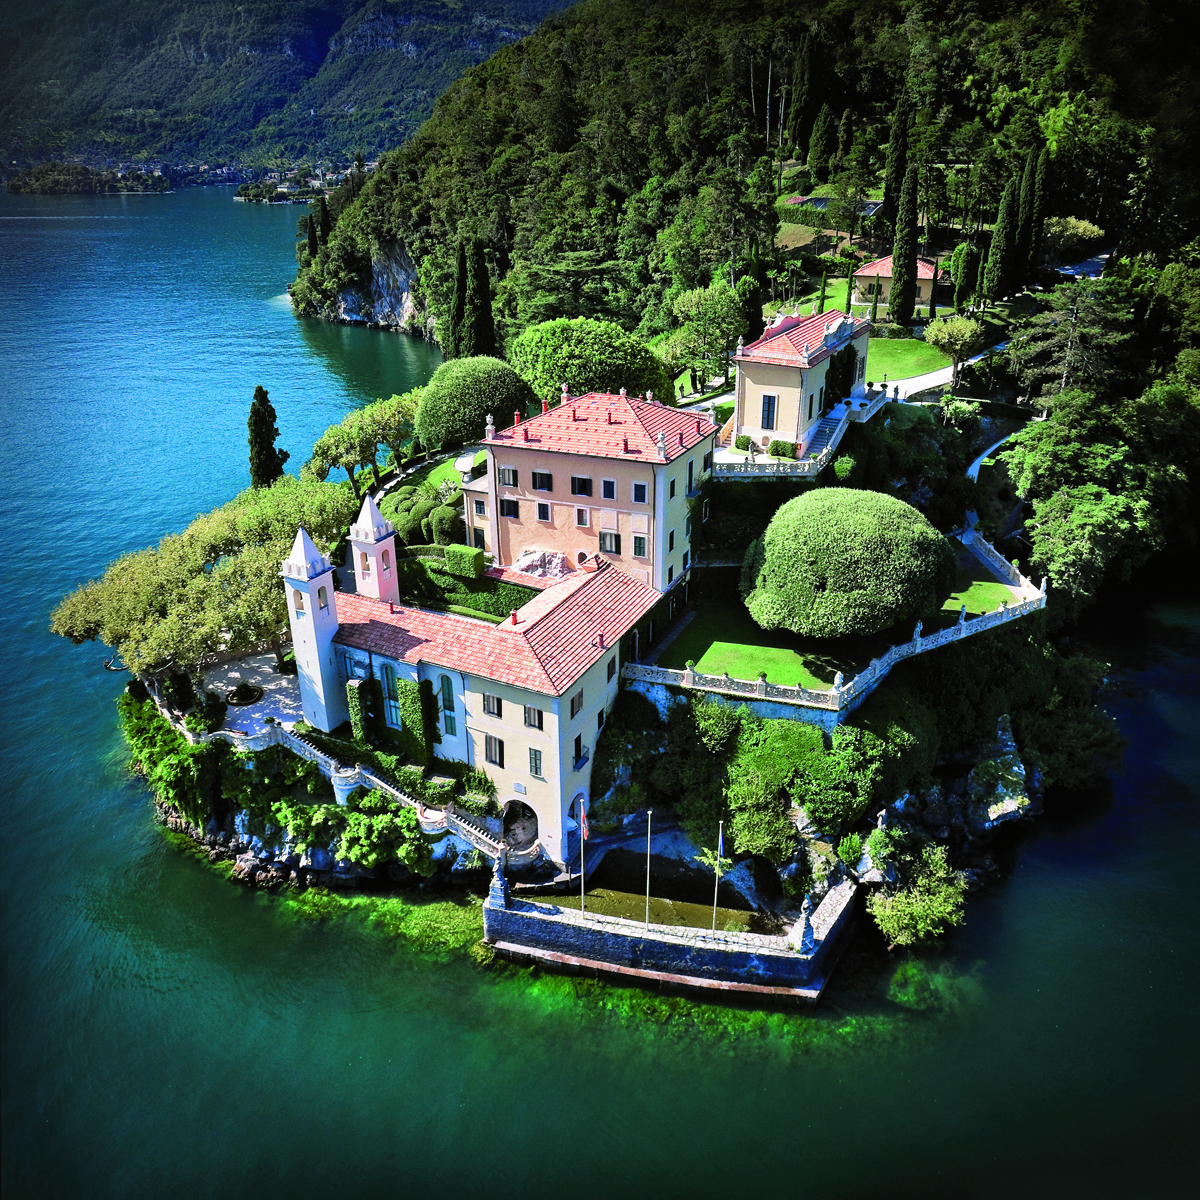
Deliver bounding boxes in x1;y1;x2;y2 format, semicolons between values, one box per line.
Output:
415;356;534;449
740;488;956;638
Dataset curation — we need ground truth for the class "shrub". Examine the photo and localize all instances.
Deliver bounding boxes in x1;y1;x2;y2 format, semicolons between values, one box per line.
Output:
837;832;863;868
725;769;796;862
767;439;796;459
866;826;896;864
740;488;956;637
161;670;196;713
443;544;484;579
734;434;752;451
430;504;464;545
833;454;856;482
507;316;673;407
415;356;533;449
866;845;966;948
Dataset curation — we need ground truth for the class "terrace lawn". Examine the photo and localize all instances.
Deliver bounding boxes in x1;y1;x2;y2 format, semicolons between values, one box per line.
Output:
939;544;1021;622
865;338;949;380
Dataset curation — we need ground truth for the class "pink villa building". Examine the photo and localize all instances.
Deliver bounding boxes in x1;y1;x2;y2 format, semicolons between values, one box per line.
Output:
851;254;950;308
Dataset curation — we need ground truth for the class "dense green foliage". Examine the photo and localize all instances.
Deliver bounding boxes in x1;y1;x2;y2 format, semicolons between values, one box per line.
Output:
889;164;918;324
982;177;1018;301
247;385;289;488
415;356;533;448
740;488;956;638
867;844;966;948
1;1;564;163
4;162;170;193
508;317;673;406
391;556;537;618
922;316;983;387
444;238;499;359
51;475;357;672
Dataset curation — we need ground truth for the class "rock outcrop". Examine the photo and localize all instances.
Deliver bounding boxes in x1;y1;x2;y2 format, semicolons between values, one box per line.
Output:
335;242;427;333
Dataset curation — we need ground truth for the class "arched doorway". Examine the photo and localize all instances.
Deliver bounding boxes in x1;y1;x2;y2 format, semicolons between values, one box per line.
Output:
502;800;538;851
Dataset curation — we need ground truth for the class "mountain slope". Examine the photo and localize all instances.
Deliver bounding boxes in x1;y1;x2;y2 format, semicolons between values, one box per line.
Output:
0;0;568;163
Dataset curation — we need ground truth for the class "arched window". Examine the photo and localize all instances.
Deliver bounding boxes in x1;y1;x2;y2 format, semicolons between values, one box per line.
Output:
439;674;456;736
359;550;371;577
317;585;328;611
293;588;305;616
381;548;391;575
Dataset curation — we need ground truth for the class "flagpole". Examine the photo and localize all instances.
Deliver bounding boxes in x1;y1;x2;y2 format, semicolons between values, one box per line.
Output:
712;820;723;932
580;812;586;918
645;809;653;931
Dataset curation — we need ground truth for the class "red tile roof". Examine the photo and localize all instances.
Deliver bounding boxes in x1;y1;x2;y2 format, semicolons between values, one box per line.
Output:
486;392;717;463
856;254;948;281
483;565;556;591
332;561;659;696
736;308;869;368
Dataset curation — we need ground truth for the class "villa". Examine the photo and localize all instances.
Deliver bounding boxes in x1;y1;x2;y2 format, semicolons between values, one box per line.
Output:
283;499;659;871
850;254;950;309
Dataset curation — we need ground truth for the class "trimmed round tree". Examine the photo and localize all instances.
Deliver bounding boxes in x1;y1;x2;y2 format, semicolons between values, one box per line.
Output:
507;316;672;407
740;489;956;638
414;356;533;449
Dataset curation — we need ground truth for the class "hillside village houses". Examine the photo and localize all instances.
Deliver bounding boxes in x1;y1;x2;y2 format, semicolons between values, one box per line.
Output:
728;307;870;453
850;254;950;309
283;494;661;872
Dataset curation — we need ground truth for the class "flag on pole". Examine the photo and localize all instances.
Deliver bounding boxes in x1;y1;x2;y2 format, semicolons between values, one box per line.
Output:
580;802;589;841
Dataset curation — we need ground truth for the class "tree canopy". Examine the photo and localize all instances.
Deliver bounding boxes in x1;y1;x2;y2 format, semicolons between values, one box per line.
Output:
740;488;956;638
507;318;673;407
247;385;289;489
415;356;533;448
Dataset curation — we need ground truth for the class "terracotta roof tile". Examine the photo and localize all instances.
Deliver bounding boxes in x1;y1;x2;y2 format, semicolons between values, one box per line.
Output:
486;392;717;463
856;254;947;281
332;561;659;696
737;308;869;368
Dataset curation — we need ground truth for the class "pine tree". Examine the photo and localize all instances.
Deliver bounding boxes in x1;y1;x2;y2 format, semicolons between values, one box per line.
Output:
788;36;813;157
982;178;1018;302
880;91;912;234
317;194;332;243
444;239;468;359
247;385;289;489
1031;149;1051;274
889;164;919;324
834;108;854;173
807;104;837;184
1015;148;1037;290
459;240;497;358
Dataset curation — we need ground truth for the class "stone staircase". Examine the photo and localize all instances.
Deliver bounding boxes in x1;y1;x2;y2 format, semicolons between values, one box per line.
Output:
799;412;844;464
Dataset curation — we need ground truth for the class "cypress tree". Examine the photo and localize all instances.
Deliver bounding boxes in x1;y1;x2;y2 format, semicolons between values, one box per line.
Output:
1031;148;1051;274
954;244;980;310
1015;148;1037;289
305;213;318;260
247;385;289;489
880;91;912;234
870;277;881;324
460;240;497;358
817;270;828;314
982;178;1018;302
444;240;468;359
318;194;332;243
788;35;813;158
807;104;837;184
834;108;854;173
928;269;937;320
889;163;919;325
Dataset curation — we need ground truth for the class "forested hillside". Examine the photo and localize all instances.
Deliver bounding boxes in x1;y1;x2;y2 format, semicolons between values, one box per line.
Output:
0;0;567;164
291;0;1199;343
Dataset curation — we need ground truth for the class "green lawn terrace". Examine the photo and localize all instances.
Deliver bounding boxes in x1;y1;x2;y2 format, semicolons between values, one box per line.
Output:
652;547;1027;694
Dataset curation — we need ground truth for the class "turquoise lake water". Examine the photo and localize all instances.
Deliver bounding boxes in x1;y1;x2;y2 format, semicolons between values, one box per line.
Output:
1;187;1197;1197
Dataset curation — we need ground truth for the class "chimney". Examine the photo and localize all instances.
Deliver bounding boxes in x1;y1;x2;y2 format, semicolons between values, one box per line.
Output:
522;425;529;442
510;610;518;625
695;418;702;434
513;410;520;427
678;431;684;447
622;435;629;453
542;399;548;414
606;409;612;424
647;391;653;403
597;631;605;649
656;431;667;458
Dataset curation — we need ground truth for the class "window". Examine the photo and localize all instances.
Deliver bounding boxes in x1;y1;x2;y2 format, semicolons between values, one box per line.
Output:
485;734;504;767
500;499;519;518
529;747;543;778
597;709;605;731
532;471;553;491
601;478;616;500
570;689;583;719
474;499;485;516
439;674;457;737
381;550;391;576
687;460;694;491
598;531;621;554
668;529;675;551
807;393;815;422
683;550;690;570
573;734;583;764
317;585;328;611
570;476;592;496
702;499;710;522
761;394;777;430
668;565;674;584
669;478;676;499
524;705;544;730
819;385;825;410
574;508;588;527
857;355;866;381
382;665;401;728
702;450;712;472
684;515;692;538
293;588;305;616
359;550;371;577
633;535;647;558
473;528;485;549
537;502;551;522
483;693;502;718
499;467;517;486
607;657;616;682
632;481;647;504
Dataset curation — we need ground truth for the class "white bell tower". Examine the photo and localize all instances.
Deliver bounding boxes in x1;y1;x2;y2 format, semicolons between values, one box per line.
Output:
349;494;399;604
281;527;348;732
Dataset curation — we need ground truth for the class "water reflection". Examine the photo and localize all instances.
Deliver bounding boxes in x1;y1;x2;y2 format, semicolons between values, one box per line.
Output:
294;313;441;403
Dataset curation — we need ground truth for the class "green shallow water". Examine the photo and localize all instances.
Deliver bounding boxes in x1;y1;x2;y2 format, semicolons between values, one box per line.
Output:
1;189;1197;1197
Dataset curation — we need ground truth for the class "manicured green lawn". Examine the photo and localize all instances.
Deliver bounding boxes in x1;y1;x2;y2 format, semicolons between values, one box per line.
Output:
942;555;1020;618
865;338;950;381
